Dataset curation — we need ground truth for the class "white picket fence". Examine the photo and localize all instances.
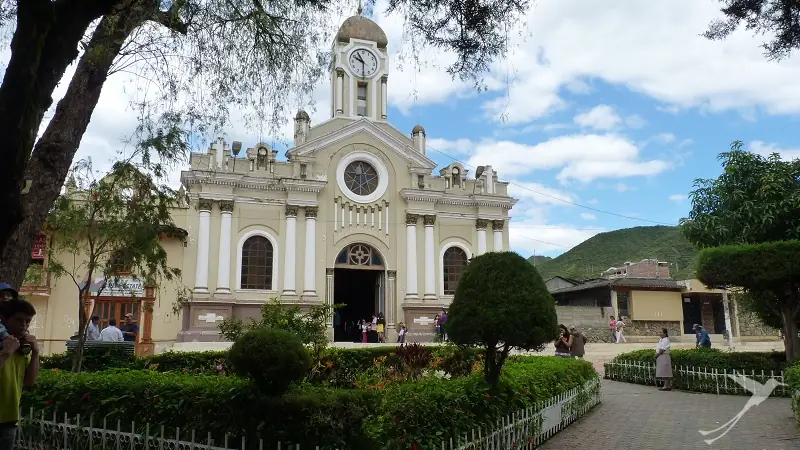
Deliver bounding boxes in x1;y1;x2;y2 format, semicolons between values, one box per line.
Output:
15;378;600;450
604;360;790;397
444;377;601;450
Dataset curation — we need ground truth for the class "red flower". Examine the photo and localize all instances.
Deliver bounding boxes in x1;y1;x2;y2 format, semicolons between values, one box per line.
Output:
81;393;89;400
152;396;159;404
51;368;60;372
44;400;52;406
485;393;491;399
412;444;419;450
393;416;398;424
529;439;535;444
512;442;518;447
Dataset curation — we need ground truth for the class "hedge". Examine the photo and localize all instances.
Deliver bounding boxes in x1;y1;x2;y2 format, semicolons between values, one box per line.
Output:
604;348;792;396
25;356;597;449
608;347;788;372
787;362;800;426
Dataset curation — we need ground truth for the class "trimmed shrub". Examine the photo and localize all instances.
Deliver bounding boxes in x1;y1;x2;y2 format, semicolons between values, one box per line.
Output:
787;362;800;426
369;356;598;449
610;347;787;371
40;345;135;371
24;369;377;448
228;328;311;394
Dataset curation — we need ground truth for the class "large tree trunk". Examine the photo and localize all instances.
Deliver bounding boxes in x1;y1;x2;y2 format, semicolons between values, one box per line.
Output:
0;11;147;287
781;306;800;362
0;0;123;258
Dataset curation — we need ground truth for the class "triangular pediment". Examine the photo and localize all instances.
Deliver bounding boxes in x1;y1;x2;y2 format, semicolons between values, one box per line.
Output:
287;118;437;170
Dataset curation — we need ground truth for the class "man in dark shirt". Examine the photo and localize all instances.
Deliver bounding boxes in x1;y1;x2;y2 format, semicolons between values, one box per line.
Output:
694;324;711;349
569;326;587;358
120;313;139;342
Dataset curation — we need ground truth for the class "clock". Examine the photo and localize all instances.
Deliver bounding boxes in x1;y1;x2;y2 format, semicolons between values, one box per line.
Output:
348;48;378;77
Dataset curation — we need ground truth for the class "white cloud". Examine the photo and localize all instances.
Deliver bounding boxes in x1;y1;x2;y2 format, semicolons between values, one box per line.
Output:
443;133;673;185
574;105;622;130
625;115;647;129
749;141;800;160
654;133;676;144
426;137;473;155
479;0;800;125
613;183;631;193
668;194;685;203
510;221;602;255
507;181;576;205
580;213;597;221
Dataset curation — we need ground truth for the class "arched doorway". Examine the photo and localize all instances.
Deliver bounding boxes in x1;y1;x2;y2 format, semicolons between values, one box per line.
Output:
332;243;385;342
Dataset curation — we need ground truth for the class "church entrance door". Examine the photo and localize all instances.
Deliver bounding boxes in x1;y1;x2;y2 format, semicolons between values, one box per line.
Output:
332;243;385;343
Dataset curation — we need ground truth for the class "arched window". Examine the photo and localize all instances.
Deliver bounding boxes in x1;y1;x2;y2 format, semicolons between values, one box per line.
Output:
240;236;274;290
451;167;461;187
443;246;468;295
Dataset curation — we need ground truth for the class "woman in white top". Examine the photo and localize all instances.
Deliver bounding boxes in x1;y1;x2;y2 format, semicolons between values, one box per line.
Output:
654;327;673;391
615;318;627;343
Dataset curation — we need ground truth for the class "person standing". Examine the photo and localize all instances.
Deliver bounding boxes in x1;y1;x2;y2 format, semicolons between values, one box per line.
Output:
0;298;40;450
555;324;573;357
655;328;673;391
569;326;587;359
608;315;617;342
120;313;139;342
100;319;124;342
694;324;712;349
376;313;386;343
86;316;102;341
438;309;448;342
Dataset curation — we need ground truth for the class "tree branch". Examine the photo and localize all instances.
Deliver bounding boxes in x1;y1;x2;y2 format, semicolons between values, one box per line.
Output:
152;0;189;34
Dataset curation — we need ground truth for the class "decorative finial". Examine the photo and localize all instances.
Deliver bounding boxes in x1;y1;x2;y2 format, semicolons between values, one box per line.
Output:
357;1;363;15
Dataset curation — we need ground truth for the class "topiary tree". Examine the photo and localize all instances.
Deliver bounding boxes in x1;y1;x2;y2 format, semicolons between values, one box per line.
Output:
696;241;800;362
228;328;312;395
447;251;559;390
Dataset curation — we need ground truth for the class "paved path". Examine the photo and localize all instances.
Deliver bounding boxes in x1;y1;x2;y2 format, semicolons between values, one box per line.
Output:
541;380;798;450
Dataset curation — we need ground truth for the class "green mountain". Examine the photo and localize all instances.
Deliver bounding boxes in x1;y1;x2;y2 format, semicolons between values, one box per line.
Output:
529;226;699;281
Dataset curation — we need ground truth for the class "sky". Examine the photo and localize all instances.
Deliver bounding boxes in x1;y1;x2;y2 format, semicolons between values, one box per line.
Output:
4;0;800;259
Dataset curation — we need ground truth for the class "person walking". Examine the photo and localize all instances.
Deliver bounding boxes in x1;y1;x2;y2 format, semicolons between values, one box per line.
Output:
655;328;673;391
615;317;627;344
569;326;587;359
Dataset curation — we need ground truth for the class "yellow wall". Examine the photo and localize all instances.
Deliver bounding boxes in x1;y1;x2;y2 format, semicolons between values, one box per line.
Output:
680;279;725;294
630;290;683;321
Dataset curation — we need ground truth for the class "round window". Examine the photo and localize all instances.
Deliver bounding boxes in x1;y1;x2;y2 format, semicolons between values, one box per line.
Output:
343;161;379;196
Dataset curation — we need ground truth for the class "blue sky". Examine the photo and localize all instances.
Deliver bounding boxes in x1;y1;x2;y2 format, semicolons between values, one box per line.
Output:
8;0;800;259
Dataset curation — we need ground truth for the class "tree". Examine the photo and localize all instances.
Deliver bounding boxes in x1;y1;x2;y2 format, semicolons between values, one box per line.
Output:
219;297;338;360
680;141;800;361
0;0;531;287
446;251;559;390
45;146;185;372
695;241;800;361
704;0;800;60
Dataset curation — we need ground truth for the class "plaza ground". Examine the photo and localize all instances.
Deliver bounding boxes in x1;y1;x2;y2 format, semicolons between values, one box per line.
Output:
541;380;797;449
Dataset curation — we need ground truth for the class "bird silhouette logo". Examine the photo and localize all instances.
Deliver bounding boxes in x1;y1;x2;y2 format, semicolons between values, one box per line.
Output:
698;374;785;445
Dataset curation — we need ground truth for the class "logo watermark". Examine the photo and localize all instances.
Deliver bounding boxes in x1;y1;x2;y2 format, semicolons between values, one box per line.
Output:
698;374;785;446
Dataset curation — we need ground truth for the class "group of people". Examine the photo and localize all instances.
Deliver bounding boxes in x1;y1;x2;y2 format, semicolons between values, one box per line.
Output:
0;283;40;450
609;315;627;343
357;313;387;343
554;324;587;358
84;314;139;343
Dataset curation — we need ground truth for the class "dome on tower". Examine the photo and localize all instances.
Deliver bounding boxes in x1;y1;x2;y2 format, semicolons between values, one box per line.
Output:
336;15;388;49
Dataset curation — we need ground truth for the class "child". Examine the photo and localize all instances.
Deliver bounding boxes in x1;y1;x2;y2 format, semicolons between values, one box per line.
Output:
360;319;368;344
397;322;407;344
615;317;627;344
0;282;19;350
434;314;441;341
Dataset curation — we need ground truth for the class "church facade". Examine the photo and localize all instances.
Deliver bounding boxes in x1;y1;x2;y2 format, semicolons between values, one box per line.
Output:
177;14;517;343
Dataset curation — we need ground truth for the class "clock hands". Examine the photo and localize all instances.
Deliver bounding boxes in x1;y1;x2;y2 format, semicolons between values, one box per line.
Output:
354;53;366;76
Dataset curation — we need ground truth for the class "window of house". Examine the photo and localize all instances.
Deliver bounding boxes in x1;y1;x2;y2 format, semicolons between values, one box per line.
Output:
240;236;274;290
617;291;630;319
443;247;469;295
417;174;425;189
300;163;307;178
357;83;367;116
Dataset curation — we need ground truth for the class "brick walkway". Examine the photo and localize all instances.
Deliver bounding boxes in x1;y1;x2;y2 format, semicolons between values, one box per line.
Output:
541;380;798;450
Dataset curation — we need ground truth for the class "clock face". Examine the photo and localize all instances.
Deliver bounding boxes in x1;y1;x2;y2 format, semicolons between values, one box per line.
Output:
348;49;378;77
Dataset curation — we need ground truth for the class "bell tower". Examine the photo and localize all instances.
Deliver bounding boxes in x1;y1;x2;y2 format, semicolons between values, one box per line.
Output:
330;8;389;121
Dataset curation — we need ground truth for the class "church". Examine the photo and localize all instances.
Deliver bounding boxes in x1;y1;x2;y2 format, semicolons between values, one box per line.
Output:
176;13;517;343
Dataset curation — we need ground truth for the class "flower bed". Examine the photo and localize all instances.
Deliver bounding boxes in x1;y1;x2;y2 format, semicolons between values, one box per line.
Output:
25;353;598;449
604;348;791;396
787;362;800;426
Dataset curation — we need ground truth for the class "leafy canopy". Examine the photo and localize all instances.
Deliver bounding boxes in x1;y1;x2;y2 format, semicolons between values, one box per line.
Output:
696;241;800;290
447;251;559;388
680;141;800;248
704;0;800;61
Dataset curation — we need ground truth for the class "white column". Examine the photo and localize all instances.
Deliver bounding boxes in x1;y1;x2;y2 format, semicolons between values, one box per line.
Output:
335;68;344;115
476;219;488;256
215;201;234;294
380;75;388;119
424;215;436;299
325;268;334;341
333;199;337;231
385;201;390;236
303;207;317;296
194;200;212;293
492;220;504;252
282;205;298;295
386;270;397;340
405;213;418;299
723;289;734;348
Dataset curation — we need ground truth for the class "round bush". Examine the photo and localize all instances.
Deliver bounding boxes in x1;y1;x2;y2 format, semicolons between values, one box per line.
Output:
228;328;311;394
